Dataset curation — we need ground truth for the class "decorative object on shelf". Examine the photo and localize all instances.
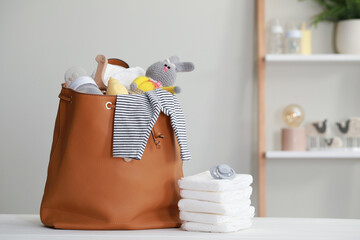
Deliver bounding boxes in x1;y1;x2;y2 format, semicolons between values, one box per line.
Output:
268;19;284;54
281;104;306;151
282;128;306;151
267;20;311;55
307;0;360;54
336;117;360;150
336;20;360;54
306;119;328;150
282;104;305;127
301;22;312;55
284;23;302;54
324;137;342;148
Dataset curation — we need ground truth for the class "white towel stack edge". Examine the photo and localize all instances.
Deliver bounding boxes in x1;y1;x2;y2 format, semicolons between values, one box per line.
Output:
178;171;254;233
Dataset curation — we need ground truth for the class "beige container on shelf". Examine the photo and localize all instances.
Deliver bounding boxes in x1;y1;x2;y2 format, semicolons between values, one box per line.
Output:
281;127;306;151
301;22;312;55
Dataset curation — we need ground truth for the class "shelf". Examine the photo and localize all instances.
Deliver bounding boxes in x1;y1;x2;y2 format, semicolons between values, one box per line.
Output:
265;54;360;62
266;151;360;159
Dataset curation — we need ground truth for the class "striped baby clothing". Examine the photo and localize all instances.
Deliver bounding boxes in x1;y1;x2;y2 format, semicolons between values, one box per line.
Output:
113;88;191;161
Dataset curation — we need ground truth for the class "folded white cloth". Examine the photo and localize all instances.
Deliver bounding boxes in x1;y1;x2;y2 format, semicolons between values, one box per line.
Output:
178;198;251;216
180;186;252;203
180;206;255;224
178;171;253;192
181;219;252;233
91;64;145;90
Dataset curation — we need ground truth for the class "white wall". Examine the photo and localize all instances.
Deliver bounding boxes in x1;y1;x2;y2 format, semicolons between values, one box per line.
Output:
0;0;358;219
0;0;257;214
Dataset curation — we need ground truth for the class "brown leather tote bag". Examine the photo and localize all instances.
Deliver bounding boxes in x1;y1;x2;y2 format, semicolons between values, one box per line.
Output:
40;86;183;230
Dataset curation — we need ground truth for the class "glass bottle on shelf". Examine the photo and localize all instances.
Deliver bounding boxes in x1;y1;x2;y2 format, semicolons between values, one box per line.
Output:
285;23;302;54
268;19;284;54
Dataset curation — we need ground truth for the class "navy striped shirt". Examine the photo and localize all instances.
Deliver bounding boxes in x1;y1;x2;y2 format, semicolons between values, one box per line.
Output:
113;88;191;161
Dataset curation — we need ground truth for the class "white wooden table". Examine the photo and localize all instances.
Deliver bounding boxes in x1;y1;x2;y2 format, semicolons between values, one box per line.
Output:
0;214;359;240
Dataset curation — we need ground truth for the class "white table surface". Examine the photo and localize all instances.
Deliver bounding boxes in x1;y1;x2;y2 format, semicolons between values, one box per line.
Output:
0;214;359;240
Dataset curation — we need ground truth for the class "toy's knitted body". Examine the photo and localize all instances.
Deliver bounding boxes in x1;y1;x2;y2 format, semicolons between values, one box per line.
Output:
132;76;160;93
131;76;176;94
130;56;194;95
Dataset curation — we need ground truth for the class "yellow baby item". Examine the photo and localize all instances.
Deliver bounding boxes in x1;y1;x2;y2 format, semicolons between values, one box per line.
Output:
106;77;129;95
130;56;194;95
133;76;159;92
131;76;177;94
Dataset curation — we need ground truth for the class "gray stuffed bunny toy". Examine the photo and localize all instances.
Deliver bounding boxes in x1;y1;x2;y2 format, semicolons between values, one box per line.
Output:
130;56;195;94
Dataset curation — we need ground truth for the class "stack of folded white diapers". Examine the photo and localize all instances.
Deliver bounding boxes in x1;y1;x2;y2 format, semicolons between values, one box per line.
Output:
178;165;254;233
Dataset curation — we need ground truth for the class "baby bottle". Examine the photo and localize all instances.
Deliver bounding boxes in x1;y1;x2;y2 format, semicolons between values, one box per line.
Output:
64;66;103;95
268;19;284;54
64;66;88;87
285;23;302;54
68;76;103;95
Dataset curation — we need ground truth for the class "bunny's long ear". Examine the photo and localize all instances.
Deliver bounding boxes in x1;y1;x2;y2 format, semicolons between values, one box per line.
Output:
176;62;195;72
169;55;180;64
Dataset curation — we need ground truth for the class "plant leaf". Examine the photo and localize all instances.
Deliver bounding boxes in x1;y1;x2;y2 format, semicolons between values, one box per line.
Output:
304;0;360;25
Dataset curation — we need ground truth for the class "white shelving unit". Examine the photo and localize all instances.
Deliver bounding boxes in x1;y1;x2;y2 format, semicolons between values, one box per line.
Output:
266;54;360;62
266;53;360;161
257;0;360;217
266;151;360;159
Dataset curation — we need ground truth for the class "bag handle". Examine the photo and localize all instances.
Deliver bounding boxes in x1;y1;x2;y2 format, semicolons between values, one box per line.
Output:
108;58;129;68
59;93;72;103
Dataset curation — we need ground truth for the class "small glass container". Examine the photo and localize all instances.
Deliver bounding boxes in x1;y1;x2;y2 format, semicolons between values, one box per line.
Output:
285;24;302;54
268;19;284;54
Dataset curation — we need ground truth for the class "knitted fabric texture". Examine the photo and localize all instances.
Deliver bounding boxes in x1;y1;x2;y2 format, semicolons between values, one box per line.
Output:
146;60;177;87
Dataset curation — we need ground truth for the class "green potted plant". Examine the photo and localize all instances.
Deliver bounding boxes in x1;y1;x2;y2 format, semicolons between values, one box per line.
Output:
309;0;360;54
